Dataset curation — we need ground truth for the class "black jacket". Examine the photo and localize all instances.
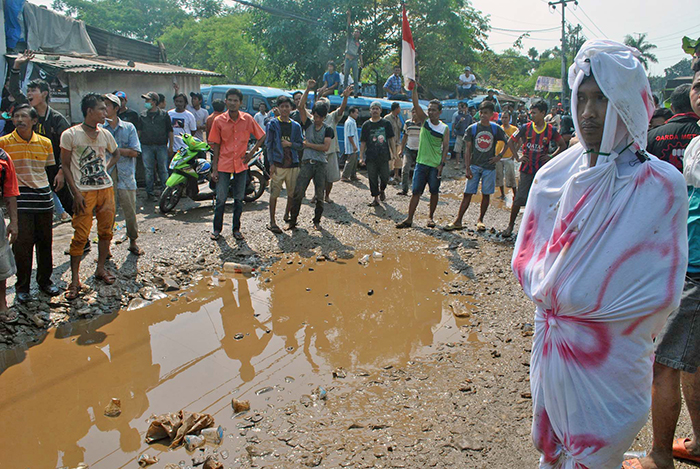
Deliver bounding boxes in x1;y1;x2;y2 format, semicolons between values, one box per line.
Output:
647;112;700;171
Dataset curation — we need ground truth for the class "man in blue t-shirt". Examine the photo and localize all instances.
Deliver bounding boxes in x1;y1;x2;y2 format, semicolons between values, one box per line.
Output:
320;61;341;97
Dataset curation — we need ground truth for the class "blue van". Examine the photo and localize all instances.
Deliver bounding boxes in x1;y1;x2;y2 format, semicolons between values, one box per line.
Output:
200;84;291;116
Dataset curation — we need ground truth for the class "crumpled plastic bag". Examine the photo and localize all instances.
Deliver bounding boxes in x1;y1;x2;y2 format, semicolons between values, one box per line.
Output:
145;410;215;448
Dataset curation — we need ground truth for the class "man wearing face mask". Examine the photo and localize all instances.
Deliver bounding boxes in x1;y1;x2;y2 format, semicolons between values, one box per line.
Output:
139;91;174;201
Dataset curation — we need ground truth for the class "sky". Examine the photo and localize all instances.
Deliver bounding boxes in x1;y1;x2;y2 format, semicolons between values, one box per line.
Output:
471;0;699;77
29;0;698;77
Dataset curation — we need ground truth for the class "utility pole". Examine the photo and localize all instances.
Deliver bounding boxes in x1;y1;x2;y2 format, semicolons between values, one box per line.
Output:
548;0;577;111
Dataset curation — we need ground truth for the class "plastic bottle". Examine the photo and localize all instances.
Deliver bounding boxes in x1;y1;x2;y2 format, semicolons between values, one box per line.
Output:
200;425;224;444
184;434;205;451
223;262;255;273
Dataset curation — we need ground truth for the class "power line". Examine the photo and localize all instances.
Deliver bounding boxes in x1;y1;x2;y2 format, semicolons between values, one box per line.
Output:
568;9;598;39
491;26;560;33
576;5;608;38
649;24;700;42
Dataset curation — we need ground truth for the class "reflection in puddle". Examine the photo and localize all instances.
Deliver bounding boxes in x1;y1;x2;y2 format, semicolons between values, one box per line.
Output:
0;251;475;468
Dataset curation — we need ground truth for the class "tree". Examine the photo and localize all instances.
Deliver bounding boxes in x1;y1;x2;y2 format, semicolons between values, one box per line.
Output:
623;33;658;70
52;0;225;42
160;13;280;86
247;0;488;93
566;24;585;64
664;58;693;80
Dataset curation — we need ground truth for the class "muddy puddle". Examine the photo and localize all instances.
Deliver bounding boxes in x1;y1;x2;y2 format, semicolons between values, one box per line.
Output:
0;250;478;468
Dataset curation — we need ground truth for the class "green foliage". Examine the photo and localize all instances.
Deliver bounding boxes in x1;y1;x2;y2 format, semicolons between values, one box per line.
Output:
159;14;281;86
52;0;226;42
248;0;488;93
624;33;658;70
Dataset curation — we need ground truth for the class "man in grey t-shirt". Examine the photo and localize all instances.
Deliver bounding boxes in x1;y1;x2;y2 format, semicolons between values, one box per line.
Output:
343;10;362;96
287;80;334;231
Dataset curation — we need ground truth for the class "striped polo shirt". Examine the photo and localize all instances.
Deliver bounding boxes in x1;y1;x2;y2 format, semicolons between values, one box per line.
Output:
0;130;55;212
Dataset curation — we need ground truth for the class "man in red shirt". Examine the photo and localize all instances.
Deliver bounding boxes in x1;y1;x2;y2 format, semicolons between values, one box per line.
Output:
502;99;566;237
209;88;266;241
0;148;20;323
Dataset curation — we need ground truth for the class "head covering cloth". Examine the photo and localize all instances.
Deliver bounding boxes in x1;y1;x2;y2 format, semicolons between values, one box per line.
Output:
512;39;689;468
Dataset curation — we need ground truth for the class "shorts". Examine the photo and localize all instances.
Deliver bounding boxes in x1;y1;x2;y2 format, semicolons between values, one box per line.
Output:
270;166;300;199
514;171;535;206
69;187;115;256
0;216;16;281
412;163;441;195
465;165;496;195
655;275;700;373
496;158;517;188
454;135;465;153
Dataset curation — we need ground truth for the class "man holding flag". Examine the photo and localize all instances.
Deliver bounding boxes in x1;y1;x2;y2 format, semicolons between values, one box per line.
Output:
396;5;450;229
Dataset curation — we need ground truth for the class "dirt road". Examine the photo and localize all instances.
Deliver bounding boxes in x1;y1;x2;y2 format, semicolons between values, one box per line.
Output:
0;159;694;468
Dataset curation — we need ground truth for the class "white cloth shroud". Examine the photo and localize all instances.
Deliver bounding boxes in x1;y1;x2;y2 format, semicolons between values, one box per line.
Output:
512;39;689;468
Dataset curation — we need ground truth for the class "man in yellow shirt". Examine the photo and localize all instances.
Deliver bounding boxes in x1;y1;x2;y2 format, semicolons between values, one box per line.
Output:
0;104;61;302
495;108;518;200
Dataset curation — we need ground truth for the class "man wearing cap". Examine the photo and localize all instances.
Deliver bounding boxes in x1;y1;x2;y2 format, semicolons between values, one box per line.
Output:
103;93;143;256
457;67;477;99
139;91;174;201
114;91;140;130
188;92;209;141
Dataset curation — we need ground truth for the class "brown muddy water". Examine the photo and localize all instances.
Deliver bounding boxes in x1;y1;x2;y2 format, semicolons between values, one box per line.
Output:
0;250;477;468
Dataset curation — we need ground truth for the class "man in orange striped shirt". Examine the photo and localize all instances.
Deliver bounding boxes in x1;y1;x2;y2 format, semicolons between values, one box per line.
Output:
0;104;61;302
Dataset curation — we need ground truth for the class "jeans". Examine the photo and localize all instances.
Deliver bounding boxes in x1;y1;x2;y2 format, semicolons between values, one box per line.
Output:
213;171;247;234
289;160;326;225
13;211;53;292
141;144;170;195
366;157;390;197
402;148;418;193
341;152;358;180
52;191;65;216
343;58;359;90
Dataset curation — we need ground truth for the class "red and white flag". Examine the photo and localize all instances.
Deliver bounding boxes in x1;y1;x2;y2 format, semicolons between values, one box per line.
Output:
401;5;416;91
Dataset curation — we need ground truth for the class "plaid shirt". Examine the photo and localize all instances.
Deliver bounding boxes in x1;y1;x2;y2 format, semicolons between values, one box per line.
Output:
384;74;403;95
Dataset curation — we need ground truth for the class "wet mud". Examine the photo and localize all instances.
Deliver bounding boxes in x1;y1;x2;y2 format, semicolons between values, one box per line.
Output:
0;251;477;468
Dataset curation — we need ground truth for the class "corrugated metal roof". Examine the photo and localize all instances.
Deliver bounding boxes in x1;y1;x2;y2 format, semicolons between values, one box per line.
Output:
7;53;223;77
86;25;162;63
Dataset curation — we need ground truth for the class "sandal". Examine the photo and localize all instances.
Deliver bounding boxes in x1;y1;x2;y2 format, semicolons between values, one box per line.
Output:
233;231;244;240
210;232;221;241
368;200;380;207
266;224;283;234
443;222;463;232
396;220;412;229
128;246;145;256
95;271;116;285
65;283;82;300
476;222;486;232
427;219;436;228
0;309;19;324
501;226;514;238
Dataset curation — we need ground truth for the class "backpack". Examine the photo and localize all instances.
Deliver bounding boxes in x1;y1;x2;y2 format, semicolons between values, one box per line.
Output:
470;121;499;138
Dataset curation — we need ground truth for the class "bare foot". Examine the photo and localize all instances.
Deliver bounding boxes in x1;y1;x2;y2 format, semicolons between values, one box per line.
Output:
637;452;674;469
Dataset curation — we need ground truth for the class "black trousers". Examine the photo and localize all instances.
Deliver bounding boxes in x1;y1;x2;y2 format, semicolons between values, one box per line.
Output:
13;211;53;293
366;157;390;197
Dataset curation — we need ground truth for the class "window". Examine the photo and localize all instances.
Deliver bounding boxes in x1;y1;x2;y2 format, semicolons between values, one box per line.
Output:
252;97;268;113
